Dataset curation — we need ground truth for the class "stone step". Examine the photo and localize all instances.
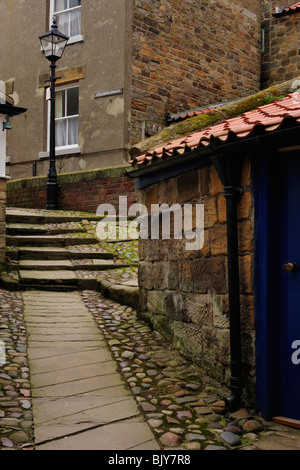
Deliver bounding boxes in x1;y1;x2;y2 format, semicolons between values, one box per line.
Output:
19;259;118;271
19;270;79;286
6;235;99;247
6;223;85;236
6;209;105;225
5;208;135;292
6;223;48;235
18;247;114;260
6;209;135;225
18;270;98;291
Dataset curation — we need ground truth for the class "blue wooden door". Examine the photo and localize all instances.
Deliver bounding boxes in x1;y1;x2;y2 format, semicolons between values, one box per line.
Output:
280;152;300;420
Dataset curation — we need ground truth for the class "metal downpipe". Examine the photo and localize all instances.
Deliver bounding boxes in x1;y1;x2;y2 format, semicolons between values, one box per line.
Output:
224;185;243;410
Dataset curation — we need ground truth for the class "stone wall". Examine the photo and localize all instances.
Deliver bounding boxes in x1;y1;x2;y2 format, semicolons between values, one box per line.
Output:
6;166;136;214
131;0;262;144
261;0;300;87
137;157;255;390
0;178;6;263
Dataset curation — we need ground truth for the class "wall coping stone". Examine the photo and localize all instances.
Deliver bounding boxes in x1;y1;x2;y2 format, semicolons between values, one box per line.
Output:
7;165;134;191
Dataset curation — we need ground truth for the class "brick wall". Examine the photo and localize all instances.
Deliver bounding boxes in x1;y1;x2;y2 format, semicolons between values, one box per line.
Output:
0;178;6;263
131;0;262;144
261;0;300;87
137;157;255;395
6;166;137;214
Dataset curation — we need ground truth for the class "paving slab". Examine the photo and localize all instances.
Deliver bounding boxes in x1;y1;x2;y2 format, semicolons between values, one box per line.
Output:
29;348;114;374
32;377;128;398
36;419;160;450
22;290;159;450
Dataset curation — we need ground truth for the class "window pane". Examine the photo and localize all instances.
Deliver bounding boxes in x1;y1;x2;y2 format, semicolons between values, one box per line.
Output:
54;0;67;12
67;88;79;116
68;116;78;145
56;119;67;147
69;0;81;8
55;90;65;118
56;12;69;36
70;9;81;37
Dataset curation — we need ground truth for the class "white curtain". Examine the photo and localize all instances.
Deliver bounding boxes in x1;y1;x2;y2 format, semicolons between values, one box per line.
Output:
56;120;67;147
55;91;66;147
56;12;69;37
70;9;81;37
68;116;78;145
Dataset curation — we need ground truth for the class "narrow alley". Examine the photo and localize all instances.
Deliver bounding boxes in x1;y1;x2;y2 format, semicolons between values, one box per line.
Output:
1;208;300;451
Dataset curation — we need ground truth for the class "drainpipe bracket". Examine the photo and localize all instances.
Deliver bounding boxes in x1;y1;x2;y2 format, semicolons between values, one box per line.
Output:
224;185;244;199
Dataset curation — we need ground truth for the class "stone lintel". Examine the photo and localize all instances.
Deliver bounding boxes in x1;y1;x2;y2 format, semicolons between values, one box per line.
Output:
38;65;86;88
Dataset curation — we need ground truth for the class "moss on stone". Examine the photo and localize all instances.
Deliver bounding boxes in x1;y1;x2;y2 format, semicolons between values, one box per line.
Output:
7;164;133;193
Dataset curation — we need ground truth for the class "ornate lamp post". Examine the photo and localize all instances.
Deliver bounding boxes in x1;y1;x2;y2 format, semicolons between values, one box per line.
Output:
39;18;69;210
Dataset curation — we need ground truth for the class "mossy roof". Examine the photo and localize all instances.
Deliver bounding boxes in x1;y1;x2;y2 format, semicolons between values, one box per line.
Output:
129;77;300;169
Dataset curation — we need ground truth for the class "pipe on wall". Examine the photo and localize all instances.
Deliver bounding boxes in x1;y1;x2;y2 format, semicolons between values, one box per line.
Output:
212;152;244;410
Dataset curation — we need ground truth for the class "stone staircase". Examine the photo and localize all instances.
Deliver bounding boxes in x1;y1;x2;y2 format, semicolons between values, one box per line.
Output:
3;208;133;291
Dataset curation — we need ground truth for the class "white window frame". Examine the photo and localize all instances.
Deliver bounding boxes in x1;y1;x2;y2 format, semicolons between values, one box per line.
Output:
39;83;81;159
50;0;83;45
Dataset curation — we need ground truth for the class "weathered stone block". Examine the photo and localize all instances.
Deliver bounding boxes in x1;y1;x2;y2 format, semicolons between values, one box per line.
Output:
178;260;193;292
212;294;230;329
210;225;228;256
204;197;218;229
192;258;226;293
238;191;253;221
238;220;254;253
165;291;186;321
202;326;230;366
185;293;213;326
239;255;253;294
199;167;210;197
217;195;227;224
240;294;255;329
177;171;199;203
147;290;166;315
172;321;203;360
144;184;158;212
138;261;154;290
209;166;223;196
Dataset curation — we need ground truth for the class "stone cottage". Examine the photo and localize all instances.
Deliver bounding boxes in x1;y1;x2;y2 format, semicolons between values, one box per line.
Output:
128;78;300;425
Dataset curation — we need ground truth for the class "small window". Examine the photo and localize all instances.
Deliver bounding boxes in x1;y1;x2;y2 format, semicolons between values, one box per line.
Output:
53;85;79;149
51;0;82;39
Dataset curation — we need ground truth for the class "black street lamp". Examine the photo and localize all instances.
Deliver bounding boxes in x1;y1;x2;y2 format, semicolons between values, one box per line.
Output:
39;18;69;210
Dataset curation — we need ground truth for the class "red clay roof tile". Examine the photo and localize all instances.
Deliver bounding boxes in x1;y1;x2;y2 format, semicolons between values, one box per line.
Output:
274;2;300;16
130;94;300;168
